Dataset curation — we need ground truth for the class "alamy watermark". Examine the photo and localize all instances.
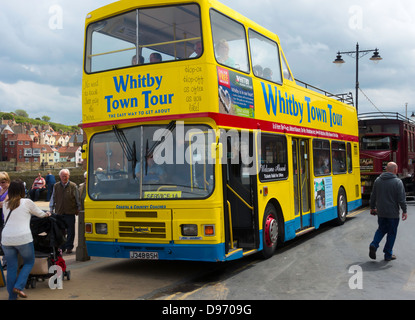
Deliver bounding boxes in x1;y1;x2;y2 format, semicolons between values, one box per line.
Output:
348;5;363;30
48;265;63;290
49;4;63;30
150;122;261;175
348;265;363;290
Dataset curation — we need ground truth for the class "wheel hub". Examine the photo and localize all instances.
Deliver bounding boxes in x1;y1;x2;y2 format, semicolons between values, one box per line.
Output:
264;215;278;247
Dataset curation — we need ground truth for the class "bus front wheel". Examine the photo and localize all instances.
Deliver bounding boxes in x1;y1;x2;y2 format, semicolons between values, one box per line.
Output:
261;204;278;259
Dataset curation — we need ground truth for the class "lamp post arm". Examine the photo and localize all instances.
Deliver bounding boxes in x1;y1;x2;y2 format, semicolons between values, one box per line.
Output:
334;43;381;115
338;49;379;59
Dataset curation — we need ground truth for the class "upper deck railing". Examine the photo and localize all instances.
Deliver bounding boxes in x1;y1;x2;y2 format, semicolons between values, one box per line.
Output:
295;79;354;106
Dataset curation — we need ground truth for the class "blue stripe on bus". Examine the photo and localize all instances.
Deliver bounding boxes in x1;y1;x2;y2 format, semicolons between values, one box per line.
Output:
284;198;362;241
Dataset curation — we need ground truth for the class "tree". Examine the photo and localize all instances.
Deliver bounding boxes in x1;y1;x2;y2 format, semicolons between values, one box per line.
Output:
42;115;51;122
15;109;29;118
1;112;14;120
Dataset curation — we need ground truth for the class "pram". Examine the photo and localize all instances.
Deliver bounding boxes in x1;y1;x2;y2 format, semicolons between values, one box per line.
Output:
25;214;71;289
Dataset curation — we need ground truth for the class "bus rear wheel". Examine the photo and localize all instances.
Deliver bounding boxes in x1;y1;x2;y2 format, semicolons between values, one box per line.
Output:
335;188;347;225
261;204;278;259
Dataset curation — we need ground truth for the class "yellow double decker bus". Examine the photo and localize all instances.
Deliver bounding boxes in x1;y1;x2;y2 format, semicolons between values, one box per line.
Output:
81;0;361;261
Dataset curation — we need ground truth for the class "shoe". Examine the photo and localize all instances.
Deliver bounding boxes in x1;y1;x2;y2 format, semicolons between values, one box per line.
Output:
13;288;27;298
369;245;377;260
385;255;397;261
66;249;73;254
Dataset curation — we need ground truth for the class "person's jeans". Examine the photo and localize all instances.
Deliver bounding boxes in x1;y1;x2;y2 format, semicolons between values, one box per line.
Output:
61;214;76;251
3;242;35;300
370;217;400;259
46;184;54;201
30;188;42;201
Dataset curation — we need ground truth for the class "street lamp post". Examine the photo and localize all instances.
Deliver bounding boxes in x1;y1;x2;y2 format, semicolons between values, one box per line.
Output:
333;43;382;114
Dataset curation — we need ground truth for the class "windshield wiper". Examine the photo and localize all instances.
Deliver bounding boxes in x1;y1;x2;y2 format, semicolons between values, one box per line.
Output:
113;126;133;161
112;126;137;178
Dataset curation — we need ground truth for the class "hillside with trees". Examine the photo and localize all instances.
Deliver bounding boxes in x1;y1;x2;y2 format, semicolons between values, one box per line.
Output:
0;110;79;132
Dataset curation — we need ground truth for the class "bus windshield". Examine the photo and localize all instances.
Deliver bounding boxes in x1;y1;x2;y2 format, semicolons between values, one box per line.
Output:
88;124;214;200
85;4;202;73
361;136;391;150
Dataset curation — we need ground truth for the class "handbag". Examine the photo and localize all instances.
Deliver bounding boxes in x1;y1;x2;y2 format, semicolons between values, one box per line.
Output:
0;209;14;256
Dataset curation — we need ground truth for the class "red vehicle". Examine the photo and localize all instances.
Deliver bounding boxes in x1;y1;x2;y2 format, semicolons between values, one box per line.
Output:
359;112;415;197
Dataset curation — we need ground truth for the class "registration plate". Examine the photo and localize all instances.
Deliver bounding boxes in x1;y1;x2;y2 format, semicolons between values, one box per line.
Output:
130;251;159;260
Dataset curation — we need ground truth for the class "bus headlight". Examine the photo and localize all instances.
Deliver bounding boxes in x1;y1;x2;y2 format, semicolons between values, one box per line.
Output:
96;223;108;234
181;224;198;236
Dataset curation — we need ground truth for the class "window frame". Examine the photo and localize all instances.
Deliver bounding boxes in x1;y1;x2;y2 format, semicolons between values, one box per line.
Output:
347;142;353;173
258;133;288;182
248;28;283;84
88;123;216;201
331;140;347;175
210;9;250;74
85;4;203;74
313;138;331;177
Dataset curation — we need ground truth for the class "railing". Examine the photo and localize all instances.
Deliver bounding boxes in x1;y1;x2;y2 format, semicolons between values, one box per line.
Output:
358;112;415;124
295;79;354;106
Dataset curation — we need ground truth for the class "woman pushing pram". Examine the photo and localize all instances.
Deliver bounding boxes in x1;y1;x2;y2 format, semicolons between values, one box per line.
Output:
26;213;71;288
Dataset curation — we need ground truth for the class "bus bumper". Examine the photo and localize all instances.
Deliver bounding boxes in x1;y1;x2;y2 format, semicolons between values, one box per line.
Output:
85;241;229;262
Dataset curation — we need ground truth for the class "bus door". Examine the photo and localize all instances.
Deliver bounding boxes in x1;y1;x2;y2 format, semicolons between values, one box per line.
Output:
292;138;311;229
223;131;258;253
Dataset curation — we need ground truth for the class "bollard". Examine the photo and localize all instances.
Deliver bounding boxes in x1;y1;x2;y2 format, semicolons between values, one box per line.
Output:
76;210;90;261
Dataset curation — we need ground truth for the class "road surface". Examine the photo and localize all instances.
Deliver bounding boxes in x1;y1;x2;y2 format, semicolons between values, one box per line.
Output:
1;201;415;300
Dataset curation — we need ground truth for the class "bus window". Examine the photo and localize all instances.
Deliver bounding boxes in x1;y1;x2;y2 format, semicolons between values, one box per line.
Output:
86;11;137;73
85;4;202;73
88;124;214;200
210;10;249;73
248;30;282;84
347;142;353;173
332;141;346;174
361;136;390;150
313;139;331;176
259;134;288;181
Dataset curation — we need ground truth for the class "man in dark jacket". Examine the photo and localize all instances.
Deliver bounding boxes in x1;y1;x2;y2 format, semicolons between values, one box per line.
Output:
49;169;81;254
369;162;407;261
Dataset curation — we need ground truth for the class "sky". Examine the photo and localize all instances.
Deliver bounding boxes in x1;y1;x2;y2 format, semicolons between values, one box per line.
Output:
1;0;415;125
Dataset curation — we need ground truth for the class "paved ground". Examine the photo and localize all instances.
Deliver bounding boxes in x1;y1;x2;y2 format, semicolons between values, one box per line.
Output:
1;200;414;301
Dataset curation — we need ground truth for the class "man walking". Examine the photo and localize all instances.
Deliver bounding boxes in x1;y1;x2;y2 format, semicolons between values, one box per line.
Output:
369;162;407;261
50;169;81;254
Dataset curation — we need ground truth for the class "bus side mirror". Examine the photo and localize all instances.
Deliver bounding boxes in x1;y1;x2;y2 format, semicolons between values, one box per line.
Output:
81;143;88;159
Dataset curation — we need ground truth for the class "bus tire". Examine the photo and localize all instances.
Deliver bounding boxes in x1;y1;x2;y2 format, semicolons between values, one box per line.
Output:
335;188;347;225
261;204;278;259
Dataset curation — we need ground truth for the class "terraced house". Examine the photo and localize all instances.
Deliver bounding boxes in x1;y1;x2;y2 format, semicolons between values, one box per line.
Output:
0;120;83;170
